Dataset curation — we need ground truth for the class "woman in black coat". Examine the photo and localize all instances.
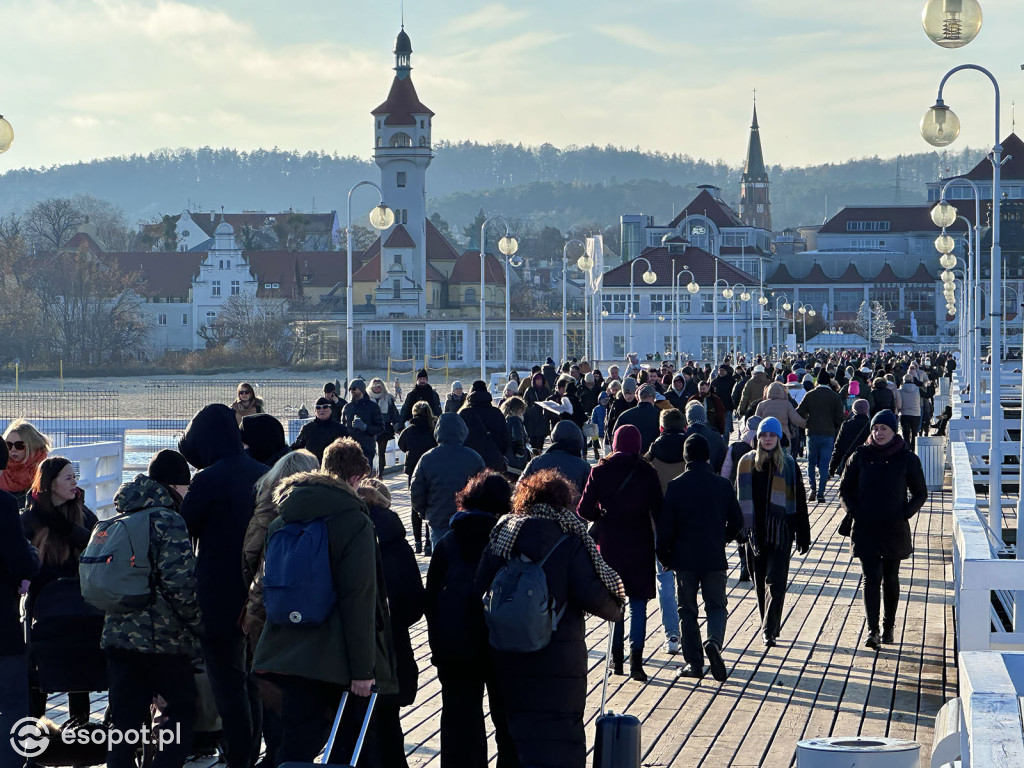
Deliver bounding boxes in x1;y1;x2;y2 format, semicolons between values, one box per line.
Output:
839;409;927;650
475;470;624;768
357;479;425;768
397;401;437;554
425;471;517;768
458;382;511;472
576;424;662;682
521;373;551;454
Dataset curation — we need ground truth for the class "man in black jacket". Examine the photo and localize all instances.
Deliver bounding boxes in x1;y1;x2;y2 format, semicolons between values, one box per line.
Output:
458;381;511;472
711;364;737;436
292;398;349;462
657;435;743;682
613;384;661;454
342;379;385;464
0;439;40;768
178;404;268;768
400;369;442;423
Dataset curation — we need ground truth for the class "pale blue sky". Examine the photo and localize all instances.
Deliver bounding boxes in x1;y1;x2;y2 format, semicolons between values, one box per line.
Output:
2;0;1022;172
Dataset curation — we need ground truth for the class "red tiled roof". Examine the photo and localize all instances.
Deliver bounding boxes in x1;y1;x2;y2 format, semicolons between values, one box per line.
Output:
425;262;445;281
352;251;381;282
383;225;416;248
372;77;434;126
108;252;204;297
964;133;1024;181
426;219;460;262
449;250;505;285
602;246;755;288
818;205;934;234
246;251;351;298
668;189;744;229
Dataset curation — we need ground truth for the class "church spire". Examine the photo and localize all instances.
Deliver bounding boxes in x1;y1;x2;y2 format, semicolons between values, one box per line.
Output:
394;26;412;79
739;95;771;231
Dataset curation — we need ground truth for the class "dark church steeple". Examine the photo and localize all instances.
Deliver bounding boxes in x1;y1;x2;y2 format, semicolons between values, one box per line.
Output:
739;98;772;231
394;27;412;79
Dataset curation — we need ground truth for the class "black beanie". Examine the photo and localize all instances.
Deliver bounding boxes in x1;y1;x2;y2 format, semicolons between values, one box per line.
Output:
239;413;287;464
471;380;488;393
148;449;192;486
416;369;429;380
816;368;832;386
683;433;710;464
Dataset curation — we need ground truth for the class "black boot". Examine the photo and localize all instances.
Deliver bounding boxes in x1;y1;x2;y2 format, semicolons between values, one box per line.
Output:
611;646;624;676
629;648;647;683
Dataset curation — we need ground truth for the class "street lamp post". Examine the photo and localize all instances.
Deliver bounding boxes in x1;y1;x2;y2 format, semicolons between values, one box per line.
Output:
346;181;394;387
627;257;658;354
576;245;595;363
722;283;751;361
757;291;769;359
562;239;586;363
796;302;816;350
479;216;518;383
921;63;1003;534
503;246;523;380
774;295;792;356
672;266;700;366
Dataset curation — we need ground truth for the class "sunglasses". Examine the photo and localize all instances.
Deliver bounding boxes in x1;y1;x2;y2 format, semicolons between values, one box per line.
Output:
315;405;331;410
5;440;25;450
238;390;252;396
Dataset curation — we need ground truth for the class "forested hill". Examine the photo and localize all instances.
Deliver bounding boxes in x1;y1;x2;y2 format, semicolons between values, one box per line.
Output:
0;141;988;235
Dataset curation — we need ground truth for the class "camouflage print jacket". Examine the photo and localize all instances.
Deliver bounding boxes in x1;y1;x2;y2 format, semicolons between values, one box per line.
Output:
100;475;202;658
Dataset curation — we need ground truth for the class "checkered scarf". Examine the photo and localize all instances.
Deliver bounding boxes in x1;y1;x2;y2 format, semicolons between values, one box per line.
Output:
490;503;626;605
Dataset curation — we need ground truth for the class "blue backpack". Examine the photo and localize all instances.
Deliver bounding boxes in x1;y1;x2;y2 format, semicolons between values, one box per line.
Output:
263;518;337;626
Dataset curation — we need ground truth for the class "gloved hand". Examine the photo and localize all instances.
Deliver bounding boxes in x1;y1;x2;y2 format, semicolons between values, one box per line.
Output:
352;417;366;431
796;542;810;555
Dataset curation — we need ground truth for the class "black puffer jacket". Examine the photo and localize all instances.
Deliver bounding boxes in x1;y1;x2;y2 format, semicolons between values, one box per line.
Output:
522;377;552;442
291;416;348;462
397;415;437;477
400;384;442;423
362;486;424;706
179;403;269;638
459;391;511;472
410;415;486;539
342;395;385;459
475;517;623;768
444;392;466;414
424;509;495;671
839;437;928;561
711;370;736;410
521;422;590;492
829;414;871;477
1;488;38;656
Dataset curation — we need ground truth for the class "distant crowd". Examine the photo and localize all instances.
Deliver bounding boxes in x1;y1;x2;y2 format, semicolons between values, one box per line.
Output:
0;348;949;768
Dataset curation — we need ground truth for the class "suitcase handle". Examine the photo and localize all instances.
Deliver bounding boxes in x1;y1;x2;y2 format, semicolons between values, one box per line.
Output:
600;620;612;716
322;687;379;766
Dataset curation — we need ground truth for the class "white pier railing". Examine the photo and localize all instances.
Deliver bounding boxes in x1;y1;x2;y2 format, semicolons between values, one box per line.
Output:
51;441;123;520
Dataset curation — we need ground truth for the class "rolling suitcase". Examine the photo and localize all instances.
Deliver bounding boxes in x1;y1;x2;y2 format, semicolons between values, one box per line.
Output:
593;621;642;768
280;689;377;768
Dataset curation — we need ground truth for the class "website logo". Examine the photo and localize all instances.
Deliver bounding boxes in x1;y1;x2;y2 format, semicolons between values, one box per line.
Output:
10;718;49;759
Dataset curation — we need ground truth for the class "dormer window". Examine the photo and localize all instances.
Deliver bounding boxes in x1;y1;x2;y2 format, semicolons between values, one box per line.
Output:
397;172;406;188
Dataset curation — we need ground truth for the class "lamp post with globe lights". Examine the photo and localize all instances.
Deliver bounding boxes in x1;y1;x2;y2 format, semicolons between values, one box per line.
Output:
757;292;769;358
796;302;816;351
479;216;518;382
346;181;394;386
576;245;595;362
626;257;658;353
672;266;700;366
921;62;1003;532
562;238;586;362
722;283;751;361
774;295;792;355
503;245;524;378
921;0;983;49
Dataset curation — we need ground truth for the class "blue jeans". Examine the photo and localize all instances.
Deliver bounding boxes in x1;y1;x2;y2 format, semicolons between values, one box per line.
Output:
0;654;29;768
657;565;679;637
611;598;649;651
807;434;834;495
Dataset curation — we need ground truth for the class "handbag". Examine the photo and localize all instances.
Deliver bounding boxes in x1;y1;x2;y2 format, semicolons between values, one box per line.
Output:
837;513;853;537
583;421;599;440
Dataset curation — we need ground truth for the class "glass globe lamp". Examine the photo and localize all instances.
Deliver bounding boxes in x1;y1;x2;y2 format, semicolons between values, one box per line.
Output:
783;302;792;311
808;309;817;318
931;201;958;227
368;204;395;230
509;254;523;268
939;252;957;269
941;270;955;283
722;288;734;299
0;116;12;154
934;233;956;254
740;291;751;302
498;235;518;256
642;270;657;285
798;306;807;315
577;254;593;271
758;295;769;306
921;104;961;147
922;0;982;49
686;281;700;294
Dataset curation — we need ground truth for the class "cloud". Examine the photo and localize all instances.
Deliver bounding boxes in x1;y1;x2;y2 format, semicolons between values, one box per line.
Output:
592;23;669;55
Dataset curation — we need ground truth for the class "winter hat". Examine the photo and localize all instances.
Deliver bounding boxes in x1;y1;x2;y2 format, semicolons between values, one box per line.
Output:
451;381;464;393
545;357;555;366
612;424;642;455
361;476;392;506
816;369;832;386
682;366;695;376
315;396;332;407
870;409;899;432
683;433;711;464
349;379;367;394
503;381;519;397
637;384;657;400
673;372;685;383
757;417;784;439
598;391;610;404
786;373;798;383
416;368;429;380
471;380;488;393
622;377;639;394
753;364;766;373
685;401;707;425
853;398;871;416
745;415;763;433
323;382;337;393
148;449;192;486
239;413;287;464
848;380;860;396
585;372;595;385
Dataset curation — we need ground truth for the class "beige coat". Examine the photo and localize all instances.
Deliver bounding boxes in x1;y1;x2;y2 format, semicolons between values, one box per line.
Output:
754;382;807;439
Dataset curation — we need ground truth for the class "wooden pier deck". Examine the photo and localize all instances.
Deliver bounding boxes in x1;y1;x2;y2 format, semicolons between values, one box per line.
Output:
52;459;957;767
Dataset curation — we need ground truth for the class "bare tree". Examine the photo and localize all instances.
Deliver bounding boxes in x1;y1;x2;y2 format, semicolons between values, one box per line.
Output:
72;194;133;251
24;197;85;249
215;293;294;363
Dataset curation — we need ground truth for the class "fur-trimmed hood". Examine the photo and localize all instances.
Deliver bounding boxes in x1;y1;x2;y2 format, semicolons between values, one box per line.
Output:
273;470;364;523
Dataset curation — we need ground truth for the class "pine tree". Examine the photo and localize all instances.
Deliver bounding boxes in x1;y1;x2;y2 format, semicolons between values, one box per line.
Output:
853;300;894;349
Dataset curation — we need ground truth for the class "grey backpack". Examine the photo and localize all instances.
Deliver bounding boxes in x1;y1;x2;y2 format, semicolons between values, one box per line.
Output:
79;511;153;613
483;534;569;652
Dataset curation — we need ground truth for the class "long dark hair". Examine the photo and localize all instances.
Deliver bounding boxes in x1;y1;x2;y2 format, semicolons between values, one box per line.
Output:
30;456;85;565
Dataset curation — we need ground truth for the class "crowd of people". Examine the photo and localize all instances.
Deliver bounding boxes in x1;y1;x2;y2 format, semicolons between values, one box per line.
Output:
0;348;946;768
